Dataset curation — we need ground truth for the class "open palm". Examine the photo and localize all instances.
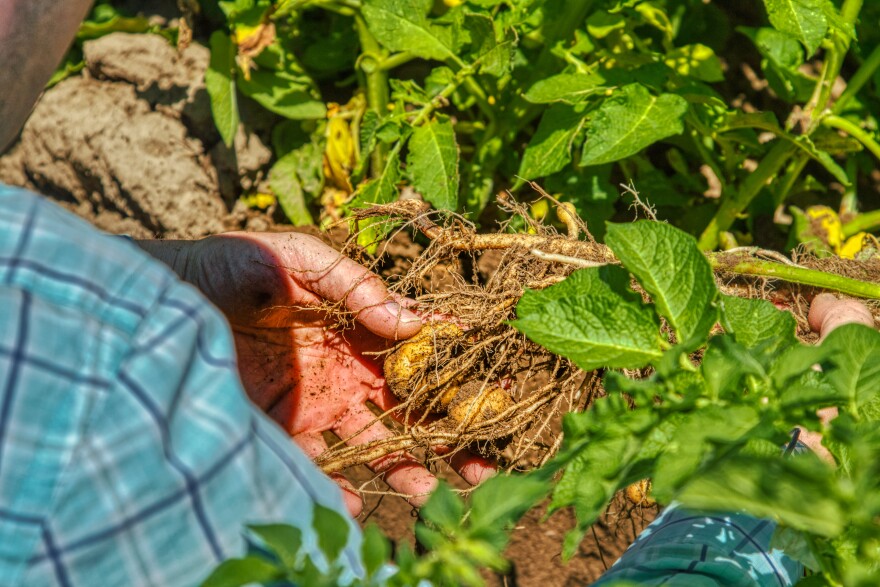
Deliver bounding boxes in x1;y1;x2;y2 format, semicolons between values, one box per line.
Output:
172;231;494;515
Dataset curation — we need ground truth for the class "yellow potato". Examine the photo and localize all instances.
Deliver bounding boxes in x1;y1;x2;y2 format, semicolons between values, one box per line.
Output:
383;321;462;401
625;478;656;507
448;381;515;427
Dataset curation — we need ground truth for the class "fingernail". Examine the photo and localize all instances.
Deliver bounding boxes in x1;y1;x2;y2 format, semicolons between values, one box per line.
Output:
384;301;422;325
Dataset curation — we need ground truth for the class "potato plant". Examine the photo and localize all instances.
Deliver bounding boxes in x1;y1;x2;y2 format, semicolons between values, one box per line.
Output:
199;0;880;254
55;0;880;585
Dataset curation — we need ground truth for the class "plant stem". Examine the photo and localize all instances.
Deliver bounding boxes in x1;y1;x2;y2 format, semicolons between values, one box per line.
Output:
380;51;415;71
707;254;880;299
834;44;880;114
354;14;389;177
822;114;880;161
700;0;864;250
698;140;794;250
842;209;880;238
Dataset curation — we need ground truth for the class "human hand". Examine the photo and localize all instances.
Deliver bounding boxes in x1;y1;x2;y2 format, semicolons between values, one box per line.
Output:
148;231;495;515
797;293;876;460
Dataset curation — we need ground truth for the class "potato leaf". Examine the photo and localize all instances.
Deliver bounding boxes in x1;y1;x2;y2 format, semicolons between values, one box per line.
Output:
512;266;663;370
605;221;718;345
200;556;282;587
518;104;586;180
408;116;459;211
361;0;455;61
205;31;239;147
238;70;326;120
313;504;351;564
348;148;401;251
269;140;323;226
720;295;797;353
580;84;688;166
762;0;829;56
523;73;609;104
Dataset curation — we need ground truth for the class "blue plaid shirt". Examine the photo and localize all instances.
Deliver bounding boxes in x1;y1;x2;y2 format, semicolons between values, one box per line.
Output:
0;186;362;586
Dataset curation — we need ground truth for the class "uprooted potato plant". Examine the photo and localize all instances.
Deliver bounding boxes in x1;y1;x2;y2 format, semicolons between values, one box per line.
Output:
313;195;880;482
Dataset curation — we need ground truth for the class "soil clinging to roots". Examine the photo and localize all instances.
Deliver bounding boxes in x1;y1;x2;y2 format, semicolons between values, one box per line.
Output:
314;196;880;482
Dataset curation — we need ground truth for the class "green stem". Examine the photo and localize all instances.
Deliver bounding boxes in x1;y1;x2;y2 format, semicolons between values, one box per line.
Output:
707;254;880;299
834;44;880;114
379;51;415;71
822;114;880;161
701;0;864;250
354;14;389;177
410;65;476;127
842;209;880;238
698;141;795;250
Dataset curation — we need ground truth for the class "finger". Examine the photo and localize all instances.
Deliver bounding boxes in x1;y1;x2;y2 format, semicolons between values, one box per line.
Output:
443;448;497;486
287;236;422;340
294;431;364;516
808;293;874;340
369;388;496;486
334;405;438;507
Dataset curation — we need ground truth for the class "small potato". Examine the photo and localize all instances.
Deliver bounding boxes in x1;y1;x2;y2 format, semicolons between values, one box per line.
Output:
624;478;656;507
384;321;462;401
448;381;515;427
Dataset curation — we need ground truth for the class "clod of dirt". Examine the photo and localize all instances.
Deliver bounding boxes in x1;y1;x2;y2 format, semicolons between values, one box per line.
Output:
0;32;273;238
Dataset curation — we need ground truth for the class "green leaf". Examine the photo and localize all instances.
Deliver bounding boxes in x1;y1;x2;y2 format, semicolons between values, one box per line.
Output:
313;504;351;564
580;84;688;166
512;266;663;370
817;324;880;413
720;295;797;352
361;0;455;61
420;482;464;534
468;475;549;549
762;0;829;55
770;526;822;571
605;221;718;344
518;105;586;180
664;44;724;82
361;524;391;579
407;117;459;210
523;73;609;104
349;148;401;251
199;556;282;587
790;136;850;186
205;31;240;148
269;141;324;226
238;70;326;120
462;13;514;76
246;524;303;570
677;455;844;536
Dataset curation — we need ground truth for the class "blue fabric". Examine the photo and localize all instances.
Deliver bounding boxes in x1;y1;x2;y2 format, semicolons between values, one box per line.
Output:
0;186;363;586
592;502;805;586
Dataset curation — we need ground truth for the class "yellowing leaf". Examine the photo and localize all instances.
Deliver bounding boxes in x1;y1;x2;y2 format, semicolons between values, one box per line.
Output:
839;233;869;259
805;205;843;251
323;115;357;193
241;192;276;209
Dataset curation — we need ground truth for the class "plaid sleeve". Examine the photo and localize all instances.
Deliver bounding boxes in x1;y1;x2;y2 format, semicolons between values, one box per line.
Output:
591;502;804;586
0;186;364;587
